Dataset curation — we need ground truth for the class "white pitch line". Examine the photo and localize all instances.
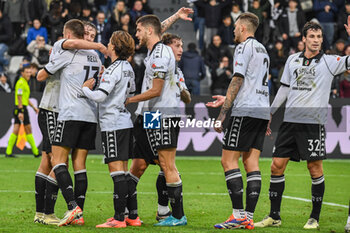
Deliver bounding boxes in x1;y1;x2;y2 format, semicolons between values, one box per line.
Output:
283;195;348;208
0;190;347;208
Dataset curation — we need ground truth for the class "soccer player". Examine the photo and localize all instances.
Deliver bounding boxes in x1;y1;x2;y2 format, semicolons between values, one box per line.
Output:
212;12;270;229
125;13;191;227
153;32;191;221
113;8;192;225
82;30;136;228
34;21;105;225
5;65;40;158
36;19;102;226
255;20;350;229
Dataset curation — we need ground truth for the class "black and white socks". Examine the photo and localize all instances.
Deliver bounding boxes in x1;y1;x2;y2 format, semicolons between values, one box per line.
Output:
35;172;47;213
310;175;325;221
74;169;88;211
245;171;261;221
111;171;128;221
269;175;285;220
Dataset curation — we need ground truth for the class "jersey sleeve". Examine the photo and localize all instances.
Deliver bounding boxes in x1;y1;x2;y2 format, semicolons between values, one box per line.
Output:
98;69;120;95
280;55;294;87
150;56;169;79
325;55;350;76
44;39;73;75
16;81;24;95
177;68;188;90
232;43;251;78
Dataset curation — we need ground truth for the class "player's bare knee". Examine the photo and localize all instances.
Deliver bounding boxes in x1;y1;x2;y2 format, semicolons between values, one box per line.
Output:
271;160;285;175
307;162;323;177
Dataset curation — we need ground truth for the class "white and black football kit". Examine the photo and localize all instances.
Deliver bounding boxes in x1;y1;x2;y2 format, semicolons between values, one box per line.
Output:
133;42;180;164
222;37;270;152
82;59;135;163
273;51;349;161
45;39;102;150
37;73;60;154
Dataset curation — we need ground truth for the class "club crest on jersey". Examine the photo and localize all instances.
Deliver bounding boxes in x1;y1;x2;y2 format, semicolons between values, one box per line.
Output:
144;110;161;129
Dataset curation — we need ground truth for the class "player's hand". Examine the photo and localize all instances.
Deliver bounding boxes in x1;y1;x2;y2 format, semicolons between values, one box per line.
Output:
33;107;39;114
345;15;350;36
176;7;194;21
206;95;226;108
98;44;109;58
125;97;130;106
18;112;24;122
265;114;272;136
99;65;105;78
214;118;224;133
83;78;95;90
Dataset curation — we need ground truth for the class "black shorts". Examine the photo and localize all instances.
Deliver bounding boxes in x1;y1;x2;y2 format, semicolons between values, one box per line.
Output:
222;116;268;152
101;128;133;164
273;122;326;162
38;109;58;153
14;106;30;125
52;120;97;150
132;115;159;165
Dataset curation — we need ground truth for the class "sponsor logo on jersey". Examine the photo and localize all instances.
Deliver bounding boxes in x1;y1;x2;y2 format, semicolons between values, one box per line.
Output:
152;63;165;70
144;110;161;129
235;61;243;66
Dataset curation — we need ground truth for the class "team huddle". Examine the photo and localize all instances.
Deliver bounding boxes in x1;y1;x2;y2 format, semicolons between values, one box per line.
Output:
19;5;349;230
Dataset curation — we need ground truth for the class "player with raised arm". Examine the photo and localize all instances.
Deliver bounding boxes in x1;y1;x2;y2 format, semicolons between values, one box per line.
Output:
36;19;102;226
5;65;40;158
81;30;136;228
125;12;192;227
212;12;270;229
255;19;350;230
111;8;192;226
34;21;105;225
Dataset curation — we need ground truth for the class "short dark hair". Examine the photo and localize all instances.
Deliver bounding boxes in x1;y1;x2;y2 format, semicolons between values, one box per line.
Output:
302;21;323;37
237;12;259;33
110;30;135;60
188;42;196;51
21;66;32;73
161;33;182;45
136;15;162;36
83;21;97;33
64;19;85;39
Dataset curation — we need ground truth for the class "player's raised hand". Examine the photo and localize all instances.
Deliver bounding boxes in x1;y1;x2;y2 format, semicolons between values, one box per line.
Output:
83;78;95;90
206;95;226;108
344;15;350;36
176;7;194;21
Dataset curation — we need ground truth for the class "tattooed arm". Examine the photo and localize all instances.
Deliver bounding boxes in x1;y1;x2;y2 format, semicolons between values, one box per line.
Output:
161;7;193;33
214;76;244;133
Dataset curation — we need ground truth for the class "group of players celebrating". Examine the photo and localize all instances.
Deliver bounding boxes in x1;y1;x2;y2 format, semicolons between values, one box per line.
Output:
33;7;193;228
25;4;349;230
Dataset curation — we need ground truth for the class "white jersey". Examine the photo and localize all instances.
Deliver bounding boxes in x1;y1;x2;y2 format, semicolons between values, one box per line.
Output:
45;39;102;123
281;51;349;124
176;67;188;91
39;72;61;112
135;42;180;117
98;59;135;131
231;37;270;120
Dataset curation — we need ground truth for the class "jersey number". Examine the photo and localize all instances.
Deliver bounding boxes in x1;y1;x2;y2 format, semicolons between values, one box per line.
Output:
262;58;269;86
308;139;320;151
83;66;100;90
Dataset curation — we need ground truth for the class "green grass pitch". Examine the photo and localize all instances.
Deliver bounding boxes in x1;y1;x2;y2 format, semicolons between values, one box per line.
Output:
0;155;349;233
